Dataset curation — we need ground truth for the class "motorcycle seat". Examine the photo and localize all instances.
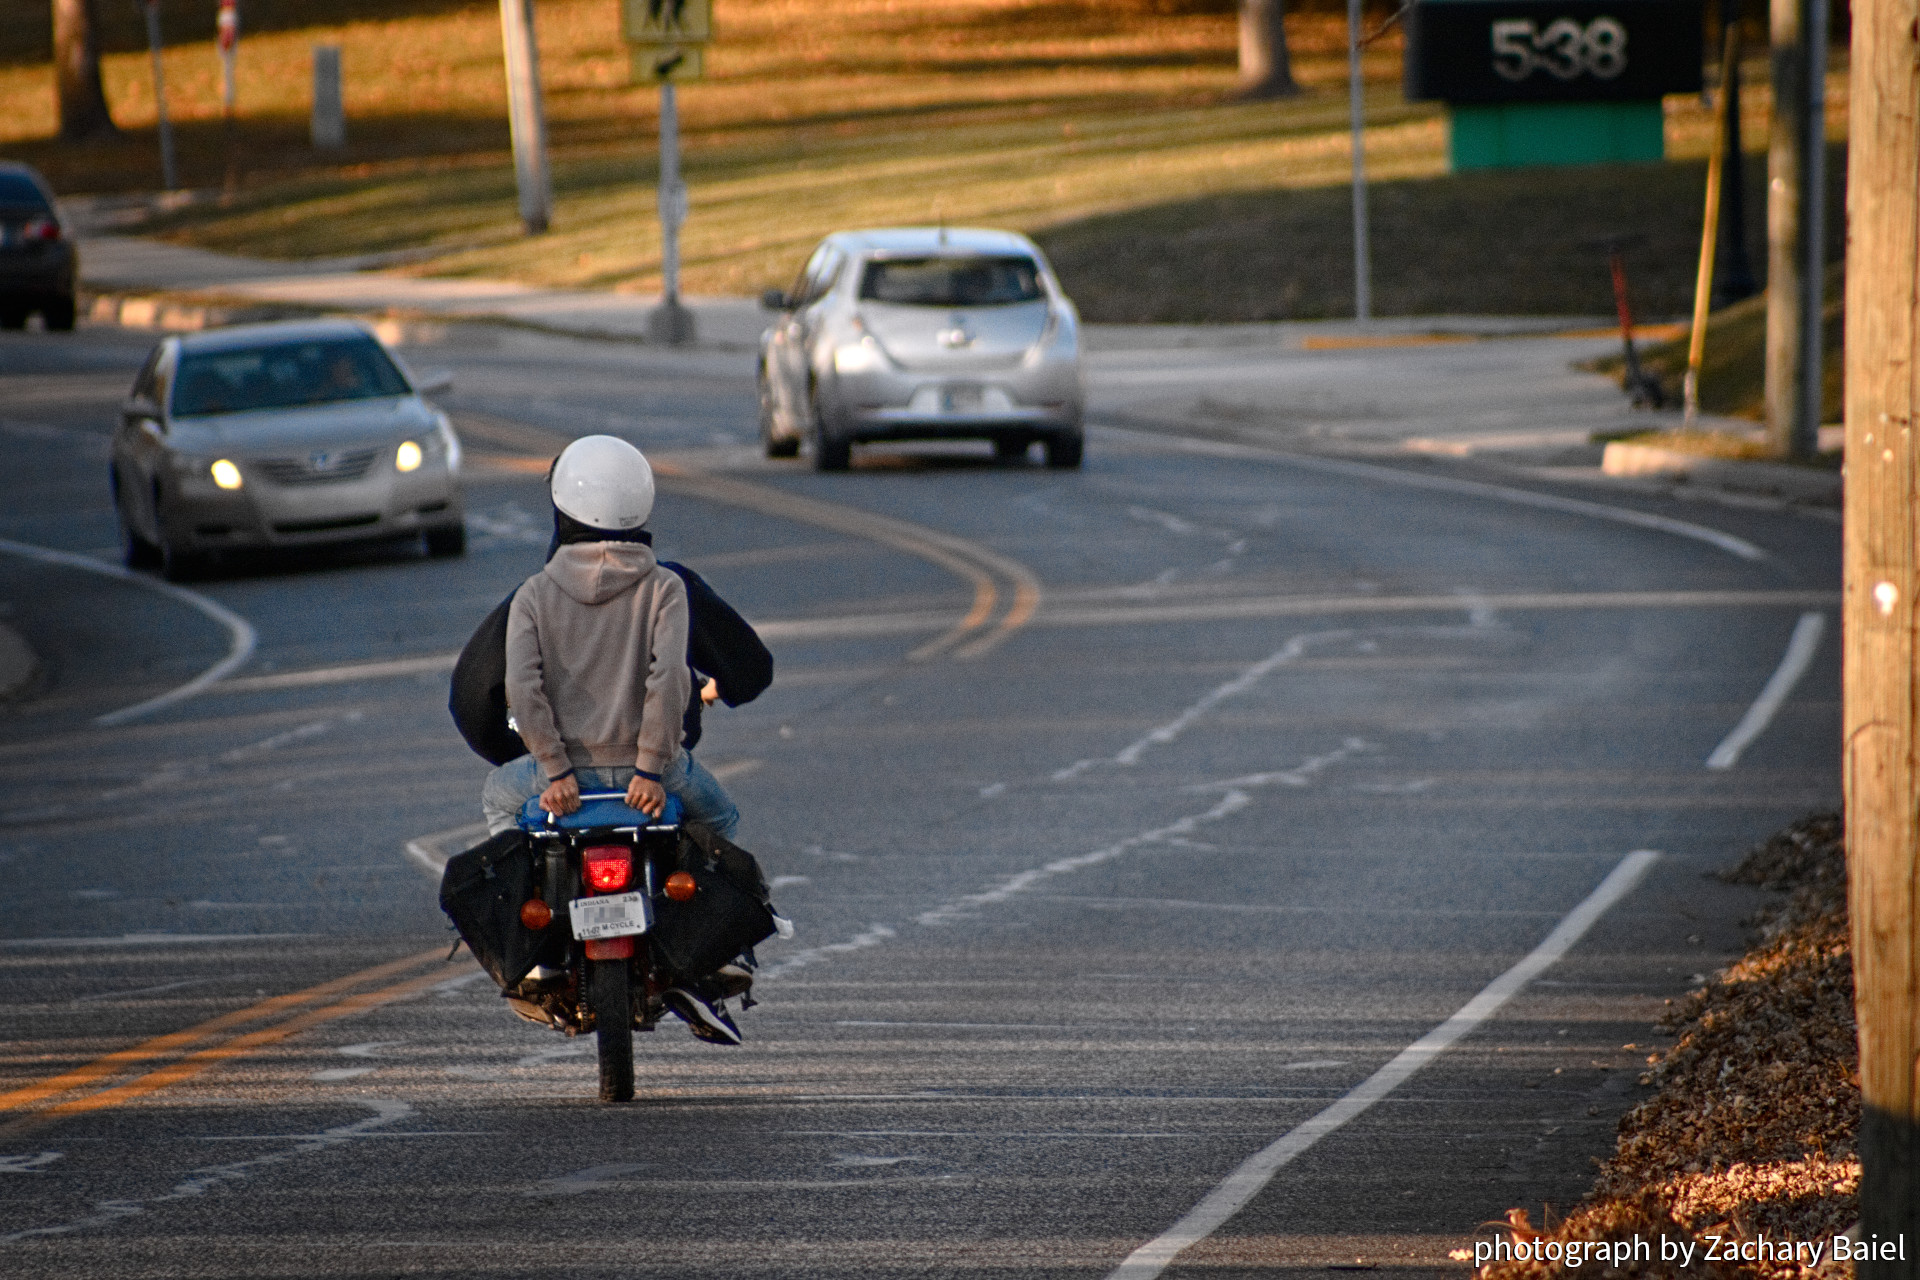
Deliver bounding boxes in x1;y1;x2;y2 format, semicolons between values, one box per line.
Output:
517;791;683;832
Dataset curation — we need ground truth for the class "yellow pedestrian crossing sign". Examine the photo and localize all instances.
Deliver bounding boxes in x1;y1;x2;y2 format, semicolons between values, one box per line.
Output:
624;0;711;44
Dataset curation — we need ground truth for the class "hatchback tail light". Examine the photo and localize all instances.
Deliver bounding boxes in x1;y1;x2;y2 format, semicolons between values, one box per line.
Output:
21;218;59;243
582;845;632;893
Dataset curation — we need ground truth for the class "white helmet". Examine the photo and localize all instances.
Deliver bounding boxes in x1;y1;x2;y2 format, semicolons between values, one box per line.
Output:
550;435;655;531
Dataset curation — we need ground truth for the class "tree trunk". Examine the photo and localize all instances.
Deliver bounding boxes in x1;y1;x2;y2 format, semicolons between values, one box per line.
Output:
1239;0;1300;98
53;0;116;140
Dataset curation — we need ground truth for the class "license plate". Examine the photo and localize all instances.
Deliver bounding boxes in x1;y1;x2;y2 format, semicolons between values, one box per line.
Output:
940;384;984;412
569;891;651;940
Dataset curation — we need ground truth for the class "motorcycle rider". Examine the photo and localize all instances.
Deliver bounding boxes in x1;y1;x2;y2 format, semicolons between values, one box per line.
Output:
478;435;746;1044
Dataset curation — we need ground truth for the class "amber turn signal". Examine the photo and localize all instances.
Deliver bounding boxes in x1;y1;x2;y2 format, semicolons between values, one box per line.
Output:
519;898;552;929
663;871;697;902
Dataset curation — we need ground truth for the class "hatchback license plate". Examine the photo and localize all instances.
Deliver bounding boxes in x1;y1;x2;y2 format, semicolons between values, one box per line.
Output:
940;384;984;412
569;891;651;940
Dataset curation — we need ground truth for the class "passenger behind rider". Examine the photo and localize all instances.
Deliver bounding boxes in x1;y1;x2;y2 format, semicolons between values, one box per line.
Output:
478;436;746;1044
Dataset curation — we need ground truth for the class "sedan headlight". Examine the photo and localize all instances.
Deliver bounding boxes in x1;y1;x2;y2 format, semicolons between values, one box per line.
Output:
174;454;245;490
396;440;424;472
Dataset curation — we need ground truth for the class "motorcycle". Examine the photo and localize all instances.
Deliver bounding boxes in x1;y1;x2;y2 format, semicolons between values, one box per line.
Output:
442;790;778;1103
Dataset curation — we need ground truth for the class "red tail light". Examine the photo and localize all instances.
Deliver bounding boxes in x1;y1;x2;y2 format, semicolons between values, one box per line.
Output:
21;218;59;243
582;845;632;892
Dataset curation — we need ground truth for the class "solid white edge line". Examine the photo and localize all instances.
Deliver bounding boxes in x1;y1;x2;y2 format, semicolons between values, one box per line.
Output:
1706;611;1827;769
1104;849;1661;1280
1090;424;1769;563
0;536;259;726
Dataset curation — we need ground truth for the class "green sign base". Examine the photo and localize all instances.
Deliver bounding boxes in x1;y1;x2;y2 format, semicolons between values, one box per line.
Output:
1448;100;1665;171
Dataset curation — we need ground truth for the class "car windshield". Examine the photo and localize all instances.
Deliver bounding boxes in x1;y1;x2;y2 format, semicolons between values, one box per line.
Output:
171;337;411;416
858;255;1043;307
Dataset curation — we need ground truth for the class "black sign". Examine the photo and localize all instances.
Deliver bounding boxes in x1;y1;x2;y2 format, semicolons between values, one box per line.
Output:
1405;0;1702;104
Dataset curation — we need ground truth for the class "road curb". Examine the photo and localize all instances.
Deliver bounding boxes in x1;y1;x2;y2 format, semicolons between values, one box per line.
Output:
1600;441;1842;505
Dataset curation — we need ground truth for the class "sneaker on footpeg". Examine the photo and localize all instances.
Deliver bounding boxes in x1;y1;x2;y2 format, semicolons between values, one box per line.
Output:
663;985;743;1046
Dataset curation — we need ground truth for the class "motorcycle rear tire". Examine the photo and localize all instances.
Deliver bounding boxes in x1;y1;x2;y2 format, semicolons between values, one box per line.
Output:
590;959;635;1102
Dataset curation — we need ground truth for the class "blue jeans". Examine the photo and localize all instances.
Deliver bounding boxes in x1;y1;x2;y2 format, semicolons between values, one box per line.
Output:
481;750;740;839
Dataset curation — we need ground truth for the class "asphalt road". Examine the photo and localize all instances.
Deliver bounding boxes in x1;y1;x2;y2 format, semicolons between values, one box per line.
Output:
0;319;1839;1279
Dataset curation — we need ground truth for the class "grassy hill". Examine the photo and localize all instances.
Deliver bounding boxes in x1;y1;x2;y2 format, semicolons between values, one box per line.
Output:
0;0;1844;315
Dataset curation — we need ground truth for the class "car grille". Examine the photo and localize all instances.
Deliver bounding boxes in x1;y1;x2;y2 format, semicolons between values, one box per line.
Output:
256;447;381;486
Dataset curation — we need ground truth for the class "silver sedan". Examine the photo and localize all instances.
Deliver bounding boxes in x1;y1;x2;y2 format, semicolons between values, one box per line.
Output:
758;227;1084;471
110;319;465;580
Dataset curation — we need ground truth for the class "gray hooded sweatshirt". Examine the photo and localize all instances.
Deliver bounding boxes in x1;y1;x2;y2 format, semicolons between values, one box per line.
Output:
505;541;691;780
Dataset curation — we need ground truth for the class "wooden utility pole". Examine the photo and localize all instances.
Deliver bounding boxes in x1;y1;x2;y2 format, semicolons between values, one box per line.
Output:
1765;0;1825;459
1238;0;1299;98
499;0;553;235
1845;0;1920;1261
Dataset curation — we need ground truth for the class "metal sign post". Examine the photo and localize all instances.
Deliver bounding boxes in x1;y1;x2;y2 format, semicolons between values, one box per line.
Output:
217;0;238;117
652;69;693;343
140;0;177;191
217;0;238;193
1346;0;1371;322
625;0;710;346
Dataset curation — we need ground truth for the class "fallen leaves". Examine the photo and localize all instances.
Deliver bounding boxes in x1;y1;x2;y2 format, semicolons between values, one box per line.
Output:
1476;813;1856;1280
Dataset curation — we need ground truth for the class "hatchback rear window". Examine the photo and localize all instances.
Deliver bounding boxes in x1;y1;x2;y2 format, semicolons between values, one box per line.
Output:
0;172;49;209
858;256;1043;307
172;337;411;416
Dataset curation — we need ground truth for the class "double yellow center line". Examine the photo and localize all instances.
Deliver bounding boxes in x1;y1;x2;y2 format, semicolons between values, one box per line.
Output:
0;948;456;1138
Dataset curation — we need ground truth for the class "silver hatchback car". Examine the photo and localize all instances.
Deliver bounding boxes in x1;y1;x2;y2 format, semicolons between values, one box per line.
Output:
110;319;465;579
758;228;1084;471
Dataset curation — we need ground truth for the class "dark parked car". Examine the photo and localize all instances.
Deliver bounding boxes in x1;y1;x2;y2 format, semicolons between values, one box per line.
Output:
0;163;76;331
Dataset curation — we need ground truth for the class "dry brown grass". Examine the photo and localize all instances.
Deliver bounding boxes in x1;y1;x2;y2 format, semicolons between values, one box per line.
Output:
0;0;1852;314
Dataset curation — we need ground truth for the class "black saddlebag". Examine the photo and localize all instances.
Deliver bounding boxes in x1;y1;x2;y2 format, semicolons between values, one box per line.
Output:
649;829;776;981
439;829;554;989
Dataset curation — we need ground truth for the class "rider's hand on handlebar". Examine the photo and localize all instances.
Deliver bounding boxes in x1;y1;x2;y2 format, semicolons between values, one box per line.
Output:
627;774;666;818
539;772;581;816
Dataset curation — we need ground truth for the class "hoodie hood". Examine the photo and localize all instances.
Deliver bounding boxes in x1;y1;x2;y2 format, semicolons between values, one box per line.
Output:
543;541;658;605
